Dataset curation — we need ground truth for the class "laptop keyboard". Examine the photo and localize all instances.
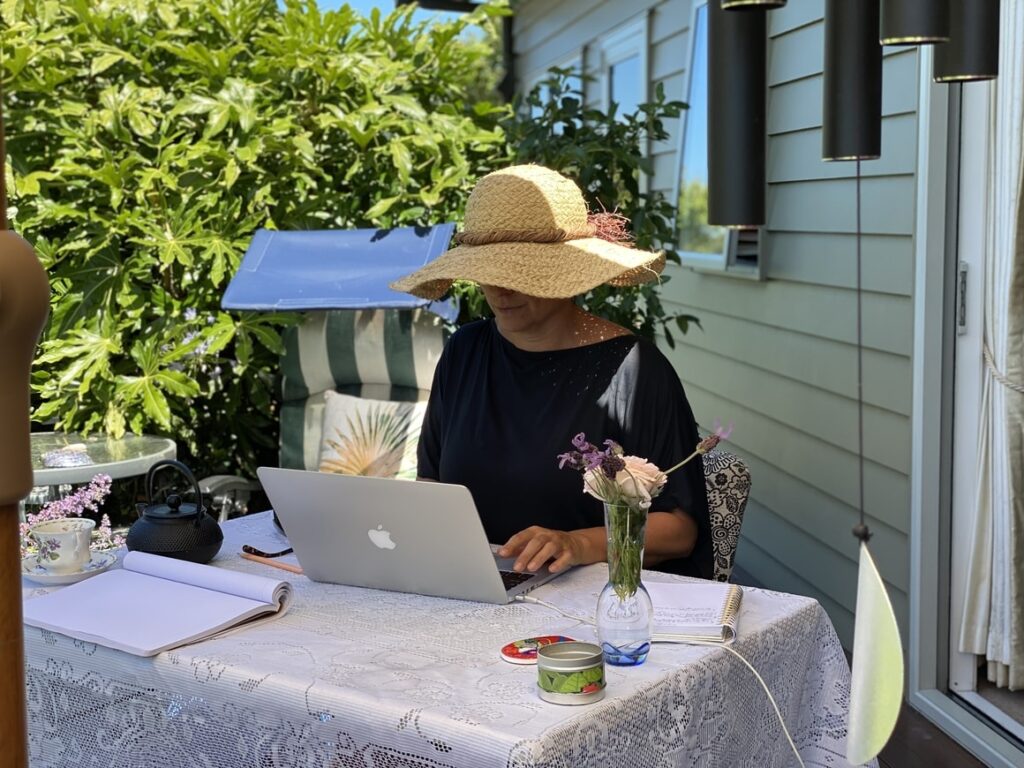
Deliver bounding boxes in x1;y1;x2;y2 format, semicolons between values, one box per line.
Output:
500;570;534;590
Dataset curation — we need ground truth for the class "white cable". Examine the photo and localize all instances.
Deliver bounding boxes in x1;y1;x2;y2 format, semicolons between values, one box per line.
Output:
684;639;806;768
514;594;595;625
514;595;806;768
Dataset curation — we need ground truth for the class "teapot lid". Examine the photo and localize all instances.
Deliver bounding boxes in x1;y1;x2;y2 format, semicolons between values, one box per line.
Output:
143;493;202;521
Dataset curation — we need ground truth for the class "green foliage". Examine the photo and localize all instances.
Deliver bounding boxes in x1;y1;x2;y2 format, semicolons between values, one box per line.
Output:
3;0;511;476
502;70;701;344
677;179;724;255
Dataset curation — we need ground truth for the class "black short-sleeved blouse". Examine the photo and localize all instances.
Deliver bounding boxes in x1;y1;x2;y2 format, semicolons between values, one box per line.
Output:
418;319;712;579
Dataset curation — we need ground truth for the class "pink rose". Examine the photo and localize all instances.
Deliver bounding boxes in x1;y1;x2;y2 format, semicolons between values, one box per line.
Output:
617;455;667;506
582;455;667;509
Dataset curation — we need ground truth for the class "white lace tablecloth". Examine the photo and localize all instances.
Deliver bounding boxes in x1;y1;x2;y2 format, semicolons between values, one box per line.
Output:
23;512;868;768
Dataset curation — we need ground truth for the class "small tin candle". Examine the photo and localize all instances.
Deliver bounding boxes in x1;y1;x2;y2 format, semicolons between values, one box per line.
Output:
536;641;606;705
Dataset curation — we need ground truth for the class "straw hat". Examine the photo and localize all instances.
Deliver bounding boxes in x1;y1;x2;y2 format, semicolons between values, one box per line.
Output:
389;164;665;300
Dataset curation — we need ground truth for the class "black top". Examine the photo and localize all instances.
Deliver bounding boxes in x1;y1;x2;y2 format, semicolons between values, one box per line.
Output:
418;319;712;579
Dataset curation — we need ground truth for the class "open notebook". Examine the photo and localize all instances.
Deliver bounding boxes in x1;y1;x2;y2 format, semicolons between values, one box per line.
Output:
22;551;293;657
647;581;744;644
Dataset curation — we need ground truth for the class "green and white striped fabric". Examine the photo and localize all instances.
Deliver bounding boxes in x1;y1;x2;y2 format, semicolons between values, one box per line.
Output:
279;309;447;471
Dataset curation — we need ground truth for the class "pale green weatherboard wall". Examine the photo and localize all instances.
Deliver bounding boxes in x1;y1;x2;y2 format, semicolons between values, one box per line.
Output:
513;0;917;648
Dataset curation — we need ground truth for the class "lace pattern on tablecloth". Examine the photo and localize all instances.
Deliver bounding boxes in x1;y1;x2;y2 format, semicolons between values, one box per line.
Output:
24;512;872;768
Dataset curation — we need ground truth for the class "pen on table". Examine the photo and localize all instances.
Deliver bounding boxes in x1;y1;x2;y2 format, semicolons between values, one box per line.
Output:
240;551;304;575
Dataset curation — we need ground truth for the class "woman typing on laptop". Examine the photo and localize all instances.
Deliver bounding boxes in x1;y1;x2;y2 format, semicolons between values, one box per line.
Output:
390;165;712;580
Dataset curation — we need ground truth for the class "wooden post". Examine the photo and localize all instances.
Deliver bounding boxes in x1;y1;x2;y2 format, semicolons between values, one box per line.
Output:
0;81;51;768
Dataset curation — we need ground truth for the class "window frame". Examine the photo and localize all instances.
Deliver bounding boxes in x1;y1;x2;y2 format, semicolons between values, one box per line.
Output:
592;13;650;189
593;14;649;118
672;0;764;279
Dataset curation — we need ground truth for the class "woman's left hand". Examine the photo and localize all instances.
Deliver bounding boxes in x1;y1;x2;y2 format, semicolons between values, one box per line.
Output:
498;526;590;573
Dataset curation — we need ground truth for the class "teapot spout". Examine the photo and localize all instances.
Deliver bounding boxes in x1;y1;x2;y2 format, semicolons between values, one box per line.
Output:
135;502;148;519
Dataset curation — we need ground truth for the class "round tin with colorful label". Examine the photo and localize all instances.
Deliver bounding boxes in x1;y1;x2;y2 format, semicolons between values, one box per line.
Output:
536;641;606;705
500;635;576;665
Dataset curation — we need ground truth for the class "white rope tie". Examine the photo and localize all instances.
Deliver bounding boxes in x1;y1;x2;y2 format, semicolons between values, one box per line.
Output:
983;343;1024;395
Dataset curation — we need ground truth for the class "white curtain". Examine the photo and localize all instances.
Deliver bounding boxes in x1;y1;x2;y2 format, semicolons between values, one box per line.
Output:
959;3;1024;691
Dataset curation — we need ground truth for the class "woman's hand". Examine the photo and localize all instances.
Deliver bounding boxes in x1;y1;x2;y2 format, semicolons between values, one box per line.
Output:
498;526;595;573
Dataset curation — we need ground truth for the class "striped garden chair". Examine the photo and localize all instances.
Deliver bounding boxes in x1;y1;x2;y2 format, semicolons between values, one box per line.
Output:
278;308;447;472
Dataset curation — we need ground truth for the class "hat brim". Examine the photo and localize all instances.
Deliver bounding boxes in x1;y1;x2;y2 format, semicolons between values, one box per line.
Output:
389;238;665;300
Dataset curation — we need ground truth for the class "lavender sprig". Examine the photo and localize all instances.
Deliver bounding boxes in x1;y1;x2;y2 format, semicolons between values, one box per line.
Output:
20;474;122;559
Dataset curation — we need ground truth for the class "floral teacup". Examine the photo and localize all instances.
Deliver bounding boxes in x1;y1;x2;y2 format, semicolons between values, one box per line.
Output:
30;518;95;574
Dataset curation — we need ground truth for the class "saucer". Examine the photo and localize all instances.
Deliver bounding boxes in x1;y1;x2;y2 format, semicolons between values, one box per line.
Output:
22;551;117;586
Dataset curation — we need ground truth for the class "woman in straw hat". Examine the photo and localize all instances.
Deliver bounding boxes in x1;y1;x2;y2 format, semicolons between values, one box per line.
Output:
391;164;711;578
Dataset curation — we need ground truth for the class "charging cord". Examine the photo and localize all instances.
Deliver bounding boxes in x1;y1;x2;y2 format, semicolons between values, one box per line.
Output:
514;594;806;768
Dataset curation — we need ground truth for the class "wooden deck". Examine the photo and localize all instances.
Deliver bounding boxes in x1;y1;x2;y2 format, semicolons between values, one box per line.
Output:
879;704;985;768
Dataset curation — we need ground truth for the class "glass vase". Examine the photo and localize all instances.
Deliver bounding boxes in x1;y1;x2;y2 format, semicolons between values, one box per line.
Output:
597;501;653;666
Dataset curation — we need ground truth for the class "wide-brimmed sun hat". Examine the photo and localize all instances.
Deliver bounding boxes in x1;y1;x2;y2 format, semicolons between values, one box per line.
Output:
389;164;665;300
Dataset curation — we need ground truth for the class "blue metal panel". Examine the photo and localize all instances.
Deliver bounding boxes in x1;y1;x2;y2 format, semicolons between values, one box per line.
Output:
221;225;457;320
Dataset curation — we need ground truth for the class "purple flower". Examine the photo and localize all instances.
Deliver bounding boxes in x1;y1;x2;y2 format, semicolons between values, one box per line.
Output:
20;473;116;559
557;451;583;470
571;432;597;453
603;439;623;455
600;453;626;479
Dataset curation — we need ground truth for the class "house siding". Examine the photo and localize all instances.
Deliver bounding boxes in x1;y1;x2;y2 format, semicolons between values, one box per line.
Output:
513;0;918;648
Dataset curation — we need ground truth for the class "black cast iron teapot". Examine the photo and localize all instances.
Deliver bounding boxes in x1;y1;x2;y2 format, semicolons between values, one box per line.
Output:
127;460;223;564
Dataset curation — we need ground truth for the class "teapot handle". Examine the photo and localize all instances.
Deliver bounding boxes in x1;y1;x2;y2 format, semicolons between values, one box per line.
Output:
145;459;206;515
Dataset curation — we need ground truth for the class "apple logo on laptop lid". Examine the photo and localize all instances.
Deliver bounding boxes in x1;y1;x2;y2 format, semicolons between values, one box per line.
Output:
368;525;397;550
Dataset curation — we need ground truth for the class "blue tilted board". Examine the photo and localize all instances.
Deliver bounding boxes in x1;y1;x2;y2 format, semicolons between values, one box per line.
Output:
221;225;457;321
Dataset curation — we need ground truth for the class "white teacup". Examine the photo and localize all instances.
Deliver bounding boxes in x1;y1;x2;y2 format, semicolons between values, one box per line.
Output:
30;518;95;574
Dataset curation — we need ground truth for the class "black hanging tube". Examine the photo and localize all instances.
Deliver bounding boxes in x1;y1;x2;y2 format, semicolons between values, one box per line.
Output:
880;0;949;45
823;0;883;161
934;0;1000;83
708;1;766;227
721;0;787;8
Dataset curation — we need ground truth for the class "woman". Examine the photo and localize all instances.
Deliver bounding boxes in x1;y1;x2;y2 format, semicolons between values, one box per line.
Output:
391;164;712;579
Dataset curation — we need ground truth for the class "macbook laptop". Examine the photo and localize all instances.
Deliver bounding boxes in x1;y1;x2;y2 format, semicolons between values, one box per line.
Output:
257;467;565;604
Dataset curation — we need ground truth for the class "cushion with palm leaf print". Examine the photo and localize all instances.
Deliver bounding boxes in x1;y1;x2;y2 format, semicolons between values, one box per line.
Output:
318;390;428;480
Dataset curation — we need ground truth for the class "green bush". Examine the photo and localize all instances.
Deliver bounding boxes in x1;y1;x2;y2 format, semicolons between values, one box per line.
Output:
2;0;510;476
501;70;701;344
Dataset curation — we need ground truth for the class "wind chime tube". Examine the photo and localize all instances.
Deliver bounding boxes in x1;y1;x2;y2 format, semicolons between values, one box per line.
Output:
707;1;766;227
880;0;950;45
933;0;1000;83
721;0;787;9
823;0;883;161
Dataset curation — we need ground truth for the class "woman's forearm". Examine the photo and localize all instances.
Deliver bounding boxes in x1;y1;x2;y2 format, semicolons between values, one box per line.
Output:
568;508;698;567
643;509;698;565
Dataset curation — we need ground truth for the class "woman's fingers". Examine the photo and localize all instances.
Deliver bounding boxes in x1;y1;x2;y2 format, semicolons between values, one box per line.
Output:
548;546;577;573
498;526;541;558
525;540;561;572
501;527;582;572
513;535;549;571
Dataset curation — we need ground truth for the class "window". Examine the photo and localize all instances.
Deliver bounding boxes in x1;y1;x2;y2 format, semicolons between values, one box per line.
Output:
674;2;762;276
523;51;584;127
594;15;648;122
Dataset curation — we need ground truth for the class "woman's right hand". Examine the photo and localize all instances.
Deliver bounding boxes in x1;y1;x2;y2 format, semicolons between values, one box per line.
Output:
498;526;601;573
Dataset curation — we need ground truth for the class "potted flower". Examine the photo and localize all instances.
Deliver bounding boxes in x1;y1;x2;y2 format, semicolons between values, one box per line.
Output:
559;423;731;666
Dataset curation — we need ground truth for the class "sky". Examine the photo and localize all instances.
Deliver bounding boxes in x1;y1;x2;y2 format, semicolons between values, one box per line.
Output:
309;0;461;24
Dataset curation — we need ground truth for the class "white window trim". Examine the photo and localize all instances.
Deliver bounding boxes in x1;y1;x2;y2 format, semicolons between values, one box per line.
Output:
593;13;650;190
593;13;649;116
672;0;763;279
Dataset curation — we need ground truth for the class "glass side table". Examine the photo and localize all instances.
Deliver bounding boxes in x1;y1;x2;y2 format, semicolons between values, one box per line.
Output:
27;432;177;508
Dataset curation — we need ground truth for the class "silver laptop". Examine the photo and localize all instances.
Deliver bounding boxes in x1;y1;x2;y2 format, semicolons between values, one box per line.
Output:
257;467;564;604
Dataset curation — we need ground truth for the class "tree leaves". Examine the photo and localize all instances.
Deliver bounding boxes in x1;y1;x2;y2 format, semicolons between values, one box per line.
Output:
6;0;509;476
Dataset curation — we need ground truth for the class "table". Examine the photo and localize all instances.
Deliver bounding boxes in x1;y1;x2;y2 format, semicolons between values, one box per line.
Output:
30;432;177;487
23;513;869;767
